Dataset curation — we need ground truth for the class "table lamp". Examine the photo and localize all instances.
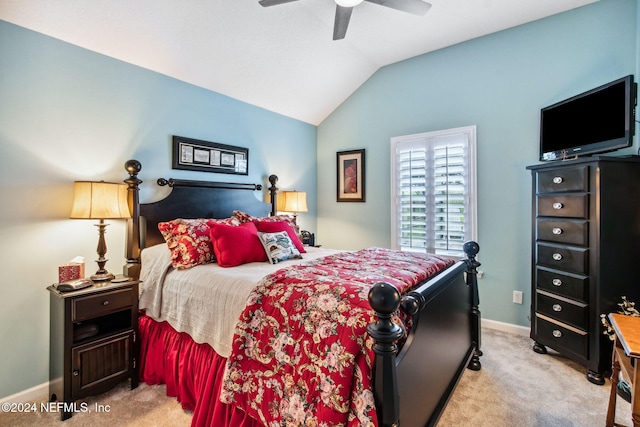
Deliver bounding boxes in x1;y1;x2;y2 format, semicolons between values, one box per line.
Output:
70;181;130;281
277;191;308;224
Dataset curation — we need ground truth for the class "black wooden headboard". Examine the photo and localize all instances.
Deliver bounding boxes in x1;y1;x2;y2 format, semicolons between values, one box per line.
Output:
123;159;278;278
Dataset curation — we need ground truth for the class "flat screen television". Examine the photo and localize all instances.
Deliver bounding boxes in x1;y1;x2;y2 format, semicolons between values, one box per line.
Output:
540;75;637;161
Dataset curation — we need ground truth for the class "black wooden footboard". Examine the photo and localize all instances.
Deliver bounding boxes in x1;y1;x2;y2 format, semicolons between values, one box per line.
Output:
368;242;481;427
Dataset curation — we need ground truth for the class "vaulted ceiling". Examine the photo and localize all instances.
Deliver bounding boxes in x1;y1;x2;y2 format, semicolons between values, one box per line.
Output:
0;0;597;125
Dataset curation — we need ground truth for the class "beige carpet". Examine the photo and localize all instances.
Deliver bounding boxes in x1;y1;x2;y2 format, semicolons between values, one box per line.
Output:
0;328;632;426
438;328;632;426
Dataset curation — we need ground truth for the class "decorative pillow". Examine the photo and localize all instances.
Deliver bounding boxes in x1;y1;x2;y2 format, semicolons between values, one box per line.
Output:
233;210;300;235
253;220;306;253
232;210;256;223
158;217;240;269
258;231;303;264
207;221;267;268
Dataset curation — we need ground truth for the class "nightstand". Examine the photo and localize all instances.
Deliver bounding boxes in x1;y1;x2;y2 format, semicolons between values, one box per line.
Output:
47;279;139;420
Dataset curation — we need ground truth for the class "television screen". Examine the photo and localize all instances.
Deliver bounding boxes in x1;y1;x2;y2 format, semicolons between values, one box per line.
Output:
540;75;636;161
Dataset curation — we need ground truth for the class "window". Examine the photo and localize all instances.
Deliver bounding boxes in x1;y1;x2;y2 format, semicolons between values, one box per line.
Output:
390;126;477;257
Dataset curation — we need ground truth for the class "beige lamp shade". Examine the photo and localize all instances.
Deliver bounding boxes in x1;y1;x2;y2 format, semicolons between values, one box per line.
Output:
277;191;308;214
70;181;130;219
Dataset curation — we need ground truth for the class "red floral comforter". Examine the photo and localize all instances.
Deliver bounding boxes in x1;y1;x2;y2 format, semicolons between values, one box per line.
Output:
221;247;455;427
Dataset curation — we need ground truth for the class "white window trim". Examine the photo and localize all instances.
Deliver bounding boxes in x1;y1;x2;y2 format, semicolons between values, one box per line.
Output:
390;125;477;258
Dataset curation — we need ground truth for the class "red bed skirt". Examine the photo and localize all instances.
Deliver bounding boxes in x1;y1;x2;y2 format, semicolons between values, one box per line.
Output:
138;313;263;427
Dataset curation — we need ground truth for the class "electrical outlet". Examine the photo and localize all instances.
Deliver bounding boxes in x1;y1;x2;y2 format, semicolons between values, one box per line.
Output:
513;290;523;304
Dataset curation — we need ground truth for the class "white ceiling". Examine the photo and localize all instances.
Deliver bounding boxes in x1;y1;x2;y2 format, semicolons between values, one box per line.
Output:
0;0;597;125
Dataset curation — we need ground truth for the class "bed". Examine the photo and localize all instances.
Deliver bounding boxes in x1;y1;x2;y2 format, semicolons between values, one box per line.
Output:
122;159;482;427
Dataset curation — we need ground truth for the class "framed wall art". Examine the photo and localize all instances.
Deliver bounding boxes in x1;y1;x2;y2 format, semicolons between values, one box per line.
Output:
172;135;248;175
336;149;365;202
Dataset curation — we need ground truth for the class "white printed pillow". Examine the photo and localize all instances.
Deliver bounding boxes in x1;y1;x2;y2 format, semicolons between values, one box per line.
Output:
258;231;302;264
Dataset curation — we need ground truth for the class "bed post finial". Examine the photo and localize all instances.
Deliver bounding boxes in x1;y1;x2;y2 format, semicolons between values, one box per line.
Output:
124;160;143;279
268;174;278;216
367;282;402;427
463;240;482;371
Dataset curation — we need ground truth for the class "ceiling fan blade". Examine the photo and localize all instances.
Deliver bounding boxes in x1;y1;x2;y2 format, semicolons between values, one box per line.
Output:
333;5;353;40
259;0;299;7
365;0;431;15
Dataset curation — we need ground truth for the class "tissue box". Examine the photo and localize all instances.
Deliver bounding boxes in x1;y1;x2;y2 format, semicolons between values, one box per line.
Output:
58;263;85;283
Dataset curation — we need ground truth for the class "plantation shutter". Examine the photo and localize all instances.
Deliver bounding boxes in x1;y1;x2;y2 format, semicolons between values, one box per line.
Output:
391;126;476;257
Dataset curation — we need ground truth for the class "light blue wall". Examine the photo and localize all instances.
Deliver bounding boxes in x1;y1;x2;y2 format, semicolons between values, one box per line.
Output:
0;20;317;399
317;0;639;327
638;0;640;76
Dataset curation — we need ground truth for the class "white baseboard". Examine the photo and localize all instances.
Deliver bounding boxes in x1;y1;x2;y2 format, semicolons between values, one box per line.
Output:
0;381;49;404
483;318;530;336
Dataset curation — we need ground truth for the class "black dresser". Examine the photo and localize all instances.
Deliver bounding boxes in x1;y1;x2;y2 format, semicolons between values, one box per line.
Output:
527;156;640;385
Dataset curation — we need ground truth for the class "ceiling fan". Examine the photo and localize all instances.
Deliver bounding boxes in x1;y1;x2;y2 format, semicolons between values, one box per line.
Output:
258;0;432;40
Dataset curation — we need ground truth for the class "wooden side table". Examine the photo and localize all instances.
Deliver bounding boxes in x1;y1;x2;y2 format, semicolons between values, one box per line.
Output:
606;313;640;427
48;279;139;420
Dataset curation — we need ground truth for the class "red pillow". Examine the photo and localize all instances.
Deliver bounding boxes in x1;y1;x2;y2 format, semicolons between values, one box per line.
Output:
207;221;267;267
253;220;306;254
158;217;241;269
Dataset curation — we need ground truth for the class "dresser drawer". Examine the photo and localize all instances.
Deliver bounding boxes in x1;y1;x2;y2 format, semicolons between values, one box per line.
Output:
536;166;588;193
536;218;588;246
536;267;588;302
535;314;588;359
536;243;588;275
536;291;587;329
537;194;588;218
72;288;135;321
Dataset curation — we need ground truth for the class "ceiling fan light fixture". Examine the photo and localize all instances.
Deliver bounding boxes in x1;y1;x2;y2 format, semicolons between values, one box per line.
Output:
335;0;363;7
260;0;430;40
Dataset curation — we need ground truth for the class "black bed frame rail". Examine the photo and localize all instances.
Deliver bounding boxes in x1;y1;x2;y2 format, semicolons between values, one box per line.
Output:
367;241;481;427
157;177;263;191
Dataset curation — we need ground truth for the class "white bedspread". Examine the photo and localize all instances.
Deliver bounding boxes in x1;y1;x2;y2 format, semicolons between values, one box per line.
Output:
139;244;340;357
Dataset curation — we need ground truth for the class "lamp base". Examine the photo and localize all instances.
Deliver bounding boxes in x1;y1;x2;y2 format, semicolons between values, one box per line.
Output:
92;220;114;282
90;271;115;282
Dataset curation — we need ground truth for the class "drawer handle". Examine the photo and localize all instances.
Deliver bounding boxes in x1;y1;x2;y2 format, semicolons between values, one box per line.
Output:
552;330;563;338
552;278;563;286
552;227;563;235
552;253;563;261
552;304;562;312
73;369;80;376
102;300;110;306
553;177;563;184
552;202;564;210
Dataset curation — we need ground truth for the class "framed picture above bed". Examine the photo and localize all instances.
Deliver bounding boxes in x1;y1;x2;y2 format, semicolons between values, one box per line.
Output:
172;135;248;175
336;149;365;202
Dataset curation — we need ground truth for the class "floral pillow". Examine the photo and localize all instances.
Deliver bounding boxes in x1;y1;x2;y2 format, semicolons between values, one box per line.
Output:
233;210;300;235
257;231;302;264
232;210;256;223
158;217;240;269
